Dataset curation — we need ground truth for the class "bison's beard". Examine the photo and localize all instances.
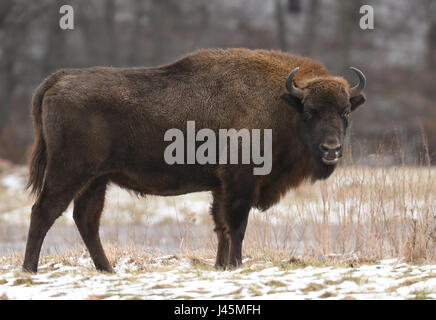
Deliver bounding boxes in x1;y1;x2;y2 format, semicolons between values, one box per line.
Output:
311;157;337;181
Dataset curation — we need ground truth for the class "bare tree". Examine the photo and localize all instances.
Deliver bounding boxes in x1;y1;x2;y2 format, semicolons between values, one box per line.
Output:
42;6;66;76
288;0;301;14
336;0;362;71
0;0;17;133
275;0;287;51
128;0;146;66
78;2;107;66
426;1;436;71
104;0;117;65
0;0;53;133
303;0;320;55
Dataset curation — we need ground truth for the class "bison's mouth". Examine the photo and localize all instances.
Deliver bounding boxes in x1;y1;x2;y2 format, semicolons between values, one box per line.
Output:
321;156;340;165
320;150;342;165
318;142;342;166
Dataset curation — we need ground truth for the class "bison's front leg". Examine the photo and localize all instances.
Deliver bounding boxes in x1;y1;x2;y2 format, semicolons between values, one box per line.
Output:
210;191;230;268
218;170;257;268
226;202;250;268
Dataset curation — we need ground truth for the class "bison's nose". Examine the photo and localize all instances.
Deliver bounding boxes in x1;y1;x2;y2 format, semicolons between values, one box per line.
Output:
319;142;342;165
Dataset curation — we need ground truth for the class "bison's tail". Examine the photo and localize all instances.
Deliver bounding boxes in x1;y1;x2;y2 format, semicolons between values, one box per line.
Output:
26;71;64;197
27;129;46;197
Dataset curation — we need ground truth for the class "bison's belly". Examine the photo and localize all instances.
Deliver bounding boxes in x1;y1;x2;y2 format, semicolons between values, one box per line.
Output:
108;164;220;196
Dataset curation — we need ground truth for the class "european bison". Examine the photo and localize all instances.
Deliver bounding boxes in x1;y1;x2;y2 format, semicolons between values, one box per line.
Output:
23;48;366;273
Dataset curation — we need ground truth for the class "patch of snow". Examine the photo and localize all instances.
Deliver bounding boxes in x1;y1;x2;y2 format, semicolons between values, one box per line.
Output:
1;174;26;193
1;257;435;300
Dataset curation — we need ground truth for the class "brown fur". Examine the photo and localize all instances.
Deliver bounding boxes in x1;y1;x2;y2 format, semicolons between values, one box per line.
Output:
23;48;365;273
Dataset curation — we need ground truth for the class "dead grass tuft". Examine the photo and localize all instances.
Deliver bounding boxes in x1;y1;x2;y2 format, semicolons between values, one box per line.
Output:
301;282;326;294
319;291;337;298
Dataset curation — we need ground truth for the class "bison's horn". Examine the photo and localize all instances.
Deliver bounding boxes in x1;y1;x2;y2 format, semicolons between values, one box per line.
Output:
285;67;305;100
349;67;366;97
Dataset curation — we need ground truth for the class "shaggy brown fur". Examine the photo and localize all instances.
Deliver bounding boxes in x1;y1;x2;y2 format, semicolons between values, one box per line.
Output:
23;48;366;273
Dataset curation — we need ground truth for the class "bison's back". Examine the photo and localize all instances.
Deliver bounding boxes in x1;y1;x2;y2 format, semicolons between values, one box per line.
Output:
43;48;326;131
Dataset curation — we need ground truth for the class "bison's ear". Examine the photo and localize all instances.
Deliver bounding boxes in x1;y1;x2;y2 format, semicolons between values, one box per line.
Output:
281;93;303;113
350;93;366;111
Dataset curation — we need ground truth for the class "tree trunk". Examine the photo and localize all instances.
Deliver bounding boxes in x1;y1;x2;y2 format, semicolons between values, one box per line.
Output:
105;0;117;65
426;19;436;71
336;0;362;72
303;0;320;55
0;1;20;133
288;0;301;14
275;0;287;51
42;9;66;76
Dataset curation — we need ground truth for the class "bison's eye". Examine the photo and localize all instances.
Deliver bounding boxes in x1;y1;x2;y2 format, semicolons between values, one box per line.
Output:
303;111;312;121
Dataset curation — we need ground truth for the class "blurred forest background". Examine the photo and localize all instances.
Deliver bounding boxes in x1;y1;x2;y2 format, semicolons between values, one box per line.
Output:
0;0;435;164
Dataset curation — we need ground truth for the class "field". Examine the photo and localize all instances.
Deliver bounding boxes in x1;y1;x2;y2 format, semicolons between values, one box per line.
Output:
0;159;435;299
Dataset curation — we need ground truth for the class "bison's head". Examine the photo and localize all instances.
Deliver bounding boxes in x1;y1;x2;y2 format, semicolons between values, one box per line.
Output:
281;67;366;179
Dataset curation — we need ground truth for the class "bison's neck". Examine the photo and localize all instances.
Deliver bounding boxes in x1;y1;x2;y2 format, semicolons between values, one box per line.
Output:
255;130;313;211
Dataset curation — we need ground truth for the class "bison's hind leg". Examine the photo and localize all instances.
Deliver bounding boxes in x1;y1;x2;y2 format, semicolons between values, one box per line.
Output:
73;176;112;273
22;169;91;273
23;102;112;273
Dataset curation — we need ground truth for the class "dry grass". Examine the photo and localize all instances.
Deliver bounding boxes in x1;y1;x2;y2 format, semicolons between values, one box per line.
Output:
300;282;326;294
242;165;436;264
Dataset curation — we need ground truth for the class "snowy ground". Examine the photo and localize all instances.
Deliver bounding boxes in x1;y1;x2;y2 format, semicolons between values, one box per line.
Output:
0;255;435;300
